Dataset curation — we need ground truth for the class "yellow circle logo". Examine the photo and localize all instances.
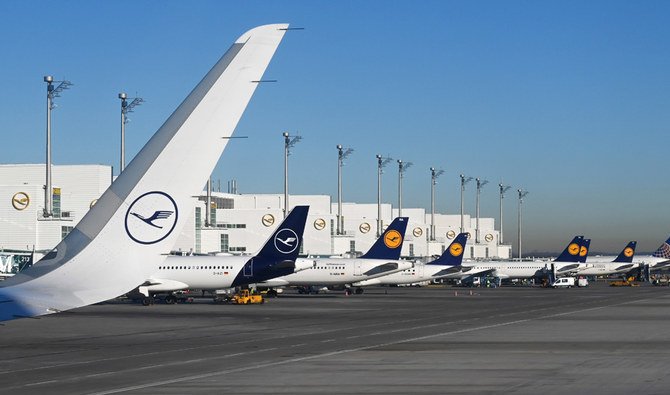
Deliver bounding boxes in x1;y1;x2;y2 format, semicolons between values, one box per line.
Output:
485;234;494;242
413;227;423;237
568;243;580;255
579;246;588;257
384;230;402;249
359;222;371;234
314;218;326;231
12;192;30;211
623;247;634;258
446;230;456;239
450;242;464;257
262;214;275;227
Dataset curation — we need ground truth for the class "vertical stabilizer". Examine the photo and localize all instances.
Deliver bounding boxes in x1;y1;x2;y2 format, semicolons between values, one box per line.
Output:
612;241;636;263
360;217;409;260
427;233;468;266
554;236;584;263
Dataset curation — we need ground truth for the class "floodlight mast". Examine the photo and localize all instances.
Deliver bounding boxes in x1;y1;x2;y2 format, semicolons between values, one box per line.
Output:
43;75;73;218
397;160;413;217
430;167;444;241
119;92;144;174
336;144;353;235
459;174;473;233
283;132;302;218
517;189;529;261
498;183;511;244
376;154;393;237
475;178;489;243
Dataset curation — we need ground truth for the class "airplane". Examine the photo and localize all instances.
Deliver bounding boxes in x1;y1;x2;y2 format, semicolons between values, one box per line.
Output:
577;241;640;277
0;24;289;321
136;206;311;304
448;236;591;284
634;235;670;271
352;232;469;287
258;217;415;295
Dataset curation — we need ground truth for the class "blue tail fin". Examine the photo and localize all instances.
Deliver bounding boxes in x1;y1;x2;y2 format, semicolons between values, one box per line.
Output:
577;239;590;263
232;206;309;287
652;236;670;259
428;233;469;266
554;236;584;263
359;217;409;260
256;206;309;260
613;241;637;263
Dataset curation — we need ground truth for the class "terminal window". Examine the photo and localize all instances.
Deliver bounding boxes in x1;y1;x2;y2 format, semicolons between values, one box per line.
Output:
61;226;74;240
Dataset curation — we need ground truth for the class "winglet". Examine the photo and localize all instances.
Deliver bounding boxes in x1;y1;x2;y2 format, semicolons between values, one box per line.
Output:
613;241;637;263
427;233;469;266
554;236;584;263
359;217;409;260
0;24;289;322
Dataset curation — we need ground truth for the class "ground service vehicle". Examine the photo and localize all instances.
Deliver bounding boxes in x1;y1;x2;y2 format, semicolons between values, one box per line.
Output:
231;289;264;304
552;277;575;288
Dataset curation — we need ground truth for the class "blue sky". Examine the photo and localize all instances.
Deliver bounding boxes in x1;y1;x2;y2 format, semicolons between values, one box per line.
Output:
1;1;669;253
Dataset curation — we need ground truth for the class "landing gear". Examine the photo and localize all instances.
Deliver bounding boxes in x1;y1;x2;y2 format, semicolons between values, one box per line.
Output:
345;288;353;296
266;289;278;297
355;287;364;295
165;294;177;304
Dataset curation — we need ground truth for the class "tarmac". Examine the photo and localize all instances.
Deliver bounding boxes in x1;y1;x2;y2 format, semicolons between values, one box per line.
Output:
1;282;670;394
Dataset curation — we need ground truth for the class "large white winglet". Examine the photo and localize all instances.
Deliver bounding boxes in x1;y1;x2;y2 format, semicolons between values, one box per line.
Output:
0;24;289;321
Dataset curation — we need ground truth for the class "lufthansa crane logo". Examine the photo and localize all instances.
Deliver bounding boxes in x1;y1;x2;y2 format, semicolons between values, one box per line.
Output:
580;246;588;257
314;218;326;231
384;230;402;249
12;192;30;211
485;234;494;242
413;227;423;237
624;247;634;258
359;222;371;234
262;214;275;227
274;228;299;254
125;191;178;245
568;243;580;255
446;230;456;239
450;242;464;257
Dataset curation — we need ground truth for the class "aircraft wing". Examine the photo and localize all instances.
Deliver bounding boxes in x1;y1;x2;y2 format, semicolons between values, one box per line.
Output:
363;262;404;277
0;24;289;321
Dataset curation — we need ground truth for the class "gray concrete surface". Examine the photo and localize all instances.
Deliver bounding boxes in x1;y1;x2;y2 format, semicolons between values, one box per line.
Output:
1;283;669;394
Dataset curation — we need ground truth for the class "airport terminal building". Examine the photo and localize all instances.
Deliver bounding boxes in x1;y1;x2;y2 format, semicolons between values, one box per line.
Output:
0;164;512;269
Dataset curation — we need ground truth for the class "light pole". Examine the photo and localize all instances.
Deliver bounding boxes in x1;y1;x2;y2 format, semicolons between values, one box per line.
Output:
459;174;473;234
283;132;302;218
517;189;529;261
43;75;73;218
397;160;412;217
119;92;144;173
430;167;444;241
475;178;489;243
376;154;393;237
336;144;353;235
498;183;511;244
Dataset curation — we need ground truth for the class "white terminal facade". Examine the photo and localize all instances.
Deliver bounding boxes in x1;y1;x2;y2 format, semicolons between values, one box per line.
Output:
0;164;512;263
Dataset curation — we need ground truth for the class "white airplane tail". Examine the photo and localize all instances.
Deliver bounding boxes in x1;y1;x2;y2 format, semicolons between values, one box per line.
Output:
0;24;289;321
